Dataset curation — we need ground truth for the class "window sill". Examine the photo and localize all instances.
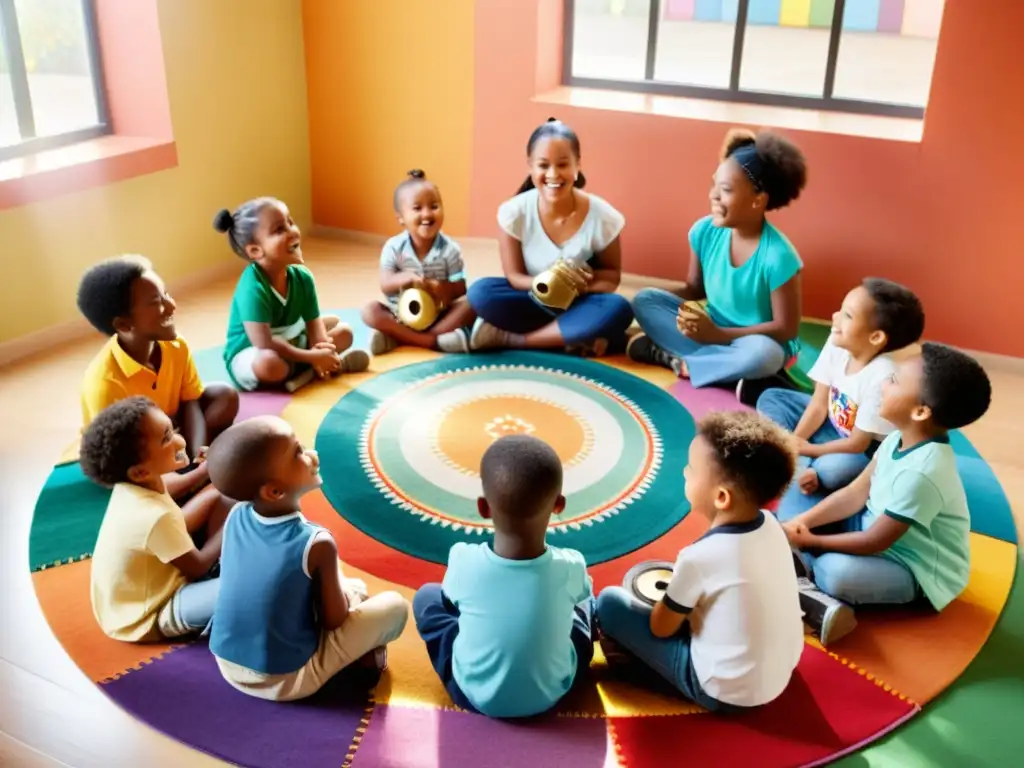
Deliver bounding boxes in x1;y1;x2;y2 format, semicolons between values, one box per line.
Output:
0;135;178;210
533;86;924;143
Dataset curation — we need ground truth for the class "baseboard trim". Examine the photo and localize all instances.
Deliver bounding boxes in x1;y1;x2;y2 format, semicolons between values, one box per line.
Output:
0;260;244;369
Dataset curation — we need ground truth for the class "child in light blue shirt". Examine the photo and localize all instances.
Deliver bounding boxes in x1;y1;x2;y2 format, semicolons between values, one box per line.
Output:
413;435;594;718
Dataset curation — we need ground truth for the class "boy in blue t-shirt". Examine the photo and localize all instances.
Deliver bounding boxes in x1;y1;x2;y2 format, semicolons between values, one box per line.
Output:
781;343;992;646
413;435;594;718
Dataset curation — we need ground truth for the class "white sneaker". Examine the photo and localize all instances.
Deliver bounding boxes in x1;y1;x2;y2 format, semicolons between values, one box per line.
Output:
437;327;471;354
368;330;399;356
798;577;858;646
469;318;510;351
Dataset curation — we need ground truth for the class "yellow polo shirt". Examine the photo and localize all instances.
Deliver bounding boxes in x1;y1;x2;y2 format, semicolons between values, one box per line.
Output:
81;335;204;426
90;483;194;641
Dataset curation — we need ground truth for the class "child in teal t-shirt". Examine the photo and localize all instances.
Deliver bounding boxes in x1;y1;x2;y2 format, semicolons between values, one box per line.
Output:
214;197;370;391
628;127;807;402
779;343;992;646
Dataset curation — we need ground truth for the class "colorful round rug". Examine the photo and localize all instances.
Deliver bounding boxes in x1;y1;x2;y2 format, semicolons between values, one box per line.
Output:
27;313;1022;768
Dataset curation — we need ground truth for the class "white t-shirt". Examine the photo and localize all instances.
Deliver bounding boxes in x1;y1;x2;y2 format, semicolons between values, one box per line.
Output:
808;339;896;438
496;188;625;276
664;512;804;707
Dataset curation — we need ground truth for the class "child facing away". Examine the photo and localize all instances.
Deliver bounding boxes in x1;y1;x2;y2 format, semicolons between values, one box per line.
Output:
205;416;409;701
597;411;803;712
81;397;228;642
361;170;477;354
78;255;239;498
413;434;595;718
781;343;992;646
214;197;370;392
758;278;925;495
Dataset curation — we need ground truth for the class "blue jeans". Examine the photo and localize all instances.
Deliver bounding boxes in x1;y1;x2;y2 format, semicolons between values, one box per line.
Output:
162;576;220;638
595;587;743;713
412;583;596;714
632;288;786;388
757;388;871;491
776;498;920;606
467;277;634;348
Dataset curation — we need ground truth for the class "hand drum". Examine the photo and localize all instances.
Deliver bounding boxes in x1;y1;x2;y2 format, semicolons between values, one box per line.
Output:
531;260;582;311
622;560;675;607
397;287;439;331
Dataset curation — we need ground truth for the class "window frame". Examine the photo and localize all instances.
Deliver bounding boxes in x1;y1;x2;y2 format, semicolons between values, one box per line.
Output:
562;0;927;119
0;0;111;162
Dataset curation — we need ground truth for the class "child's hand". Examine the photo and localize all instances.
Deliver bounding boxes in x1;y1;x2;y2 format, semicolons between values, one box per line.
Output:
194;446;209;465
310;346;341;378
783;519;813;548
312;339;337;352
677;307;726;345
798;468;820;494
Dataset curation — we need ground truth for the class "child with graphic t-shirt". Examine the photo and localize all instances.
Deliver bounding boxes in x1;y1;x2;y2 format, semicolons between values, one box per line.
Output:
781;344;992;646
214;197;370;392
412;435;595;718
597;412;803;712
758;278;924;495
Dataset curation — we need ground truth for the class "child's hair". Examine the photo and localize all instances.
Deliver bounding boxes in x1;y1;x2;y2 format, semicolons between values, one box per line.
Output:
80;396;155;486
862;277;925;352
920;342;992;430
480;435;563;518
77;255;153;335
213;197;279;259
393;169;434;211
516;118;587;195
720;128;807;211
206;417;288;501
698;411;796;507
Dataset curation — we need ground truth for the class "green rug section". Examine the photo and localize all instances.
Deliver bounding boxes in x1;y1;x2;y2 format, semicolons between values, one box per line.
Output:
29;461;111;571
786;320;832;393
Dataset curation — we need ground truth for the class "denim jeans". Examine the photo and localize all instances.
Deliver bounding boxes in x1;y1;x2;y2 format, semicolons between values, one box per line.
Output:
631;288;786;387
757;388;872;491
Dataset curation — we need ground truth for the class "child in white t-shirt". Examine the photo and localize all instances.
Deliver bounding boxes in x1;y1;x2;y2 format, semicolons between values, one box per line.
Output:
596;411;803;711
758;278;924;495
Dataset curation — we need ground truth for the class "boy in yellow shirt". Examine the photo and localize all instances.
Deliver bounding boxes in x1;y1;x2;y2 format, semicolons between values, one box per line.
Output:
82;396;230;642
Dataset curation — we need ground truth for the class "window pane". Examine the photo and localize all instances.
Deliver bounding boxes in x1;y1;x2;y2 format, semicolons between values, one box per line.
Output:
571;0;651;82
1;36;20;148
14;0;100;139
653;2;736;88
739;1;831;97
832;0;944;107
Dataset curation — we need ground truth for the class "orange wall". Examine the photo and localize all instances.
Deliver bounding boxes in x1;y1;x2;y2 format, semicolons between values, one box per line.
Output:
470;0;1024;357
302;0;475;236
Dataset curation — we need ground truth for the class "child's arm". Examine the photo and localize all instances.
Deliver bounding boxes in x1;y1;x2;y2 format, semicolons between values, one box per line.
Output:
651;549;701;638
148;507;220;582
380;266;421;296
801;516;910;556
792;383;829;442
308;534;350;631
164;463;209;500
788;456;876;532
178;400;206;461
650;600;689;639
244;321;332;366
801;427;876;459
170;527;223;581
425;244;468;306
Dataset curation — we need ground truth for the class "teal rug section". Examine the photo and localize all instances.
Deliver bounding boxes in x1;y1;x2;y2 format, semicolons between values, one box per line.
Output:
786;321;832;393
29;461;111;571
316;351;695;566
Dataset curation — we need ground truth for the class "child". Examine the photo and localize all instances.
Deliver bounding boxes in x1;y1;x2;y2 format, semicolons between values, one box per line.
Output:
597;411;803;712
214;198;370;391
758;278;924;495
628;128;807;399
78;255;239;495
81;396;228;642
361;170;477;354
413;434;594;718
206;416;408;701
781;343;992;646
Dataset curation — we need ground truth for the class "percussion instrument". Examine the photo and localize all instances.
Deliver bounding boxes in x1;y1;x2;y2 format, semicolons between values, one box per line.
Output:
531;258;590;311
398;287;440;331
622;560;675;607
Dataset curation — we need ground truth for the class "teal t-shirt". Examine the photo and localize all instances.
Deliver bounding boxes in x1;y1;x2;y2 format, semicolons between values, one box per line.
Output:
690;215;802;356
864;431;971;611
223;264;322;378
443;542;592;718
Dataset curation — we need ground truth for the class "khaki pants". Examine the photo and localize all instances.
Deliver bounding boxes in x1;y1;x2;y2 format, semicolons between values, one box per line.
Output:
216;579;410;701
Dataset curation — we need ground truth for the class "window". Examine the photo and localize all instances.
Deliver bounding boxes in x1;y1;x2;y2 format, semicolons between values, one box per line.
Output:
0;0;108;161
564;0;945;118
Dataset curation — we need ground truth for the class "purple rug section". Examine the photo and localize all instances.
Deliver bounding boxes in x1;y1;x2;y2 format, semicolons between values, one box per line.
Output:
101;641;369;768
353;704;610;768
669;379;751;419
237;390;291;421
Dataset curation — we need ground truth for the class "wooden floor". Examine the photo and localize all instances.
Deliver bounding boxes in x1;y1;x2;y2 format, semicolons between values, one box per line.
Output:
1;237;1021;767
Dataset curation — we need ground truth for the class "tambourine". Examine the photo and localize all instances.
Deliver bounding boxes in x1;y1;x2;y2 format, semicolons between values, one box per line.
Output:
622;560;674;607
397;287;440;331
531;259;589;311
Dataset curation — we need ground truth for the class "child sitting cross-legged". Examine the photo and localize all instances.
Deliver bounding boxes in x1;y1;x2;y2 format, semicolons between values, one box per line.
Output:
413;434;595;718
82;396;230;642
597;411;803;712
758;278;924;495
206;416;409;701
781;343;992;646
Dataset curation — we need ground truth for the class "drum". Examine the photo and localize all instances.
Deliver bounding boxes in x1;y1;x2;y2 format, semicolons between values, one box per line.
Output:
397;287;439;331
531;260;586;311
622;560;674;607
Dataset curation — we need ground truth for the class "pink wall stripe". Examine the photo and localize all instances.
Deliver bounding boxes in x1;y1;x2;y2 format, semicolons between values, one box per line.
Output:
878;0;905;33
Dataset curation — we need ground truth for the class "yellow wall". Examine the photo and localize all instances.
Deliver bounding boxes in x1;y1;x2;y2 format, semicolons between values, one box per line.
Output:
0;0;312;345
302;0;475;236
